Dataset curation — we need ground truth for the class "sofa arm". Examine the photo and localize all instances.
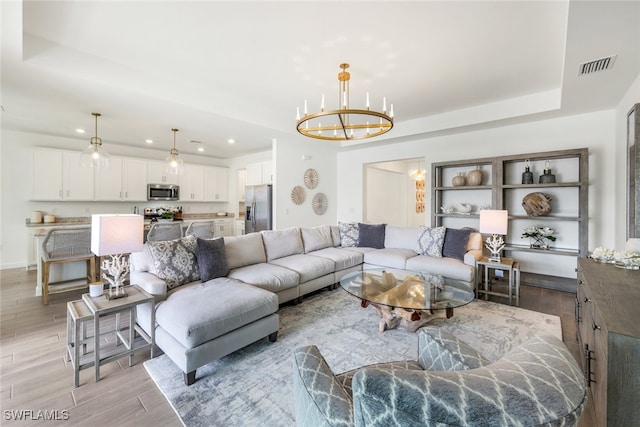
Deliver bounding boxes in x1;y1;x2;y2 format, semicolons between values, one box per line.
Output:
463;249;483;266
353;334;587;427
293;345;354;427
131;271;168;302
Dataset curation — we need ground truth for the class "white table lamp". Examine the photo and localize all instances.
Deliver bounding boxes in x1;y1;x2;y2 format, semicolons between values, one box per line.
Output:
91;214;144;299
479;210;508;262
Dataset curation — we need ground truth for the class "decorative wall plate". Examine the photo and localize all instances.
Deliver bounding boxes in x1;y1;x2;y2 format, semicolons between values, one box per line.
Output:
522;192;552;216
304;168;319;189
312;192;328;215
291;186;306;205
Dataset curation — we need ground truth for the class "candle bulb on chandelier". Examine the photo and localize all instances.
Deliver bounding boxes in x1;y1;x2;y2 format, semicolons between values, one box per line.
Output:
390;104;394;118
383;97;387;113
296;107;300;120
304;100;308;115
321;94;325;111
366;92;370;109
343;91;347;108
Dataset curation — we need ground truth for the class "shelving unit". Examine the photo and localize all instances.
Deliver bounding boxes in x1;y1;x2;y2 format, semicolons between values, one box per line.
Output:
432;148;588;289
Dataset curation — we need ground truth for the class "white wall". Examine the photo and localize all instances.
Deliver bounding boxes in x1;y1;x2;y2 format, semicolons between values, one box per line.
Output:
337;110;617;278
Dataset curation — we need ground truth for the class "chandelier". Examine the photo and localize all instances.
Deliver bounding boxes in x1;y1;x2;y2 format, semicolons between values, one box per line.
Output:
296;63;394;141
409;168;426;182
165;128;184;175
80;112;110;169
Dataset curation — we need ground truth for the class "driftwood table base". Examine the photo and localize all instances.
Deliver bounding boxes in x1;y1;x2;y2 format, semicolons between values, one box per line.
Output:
360;300;454;332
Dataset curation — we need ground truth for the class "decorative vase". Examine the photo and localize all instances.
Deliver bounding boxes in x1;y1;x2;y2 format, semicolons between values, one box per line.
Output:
521;160;534;184
538;160;556;183
529;236;550;249
452;173;466;187
466;166;483;186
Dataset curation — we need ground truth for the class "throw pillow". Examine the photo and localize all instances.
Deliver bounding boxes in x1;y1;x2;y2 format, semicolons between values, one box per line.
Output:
147;235;200;289
357;223;386;249
416;226;446;257
442;228;474;261
338;222;359;247
196;237;229;282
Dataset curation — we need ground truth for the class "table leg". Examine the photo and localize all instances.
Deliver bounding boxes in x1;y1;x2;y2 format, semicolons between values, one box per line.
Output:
94;314;100;382
129;307;135;367
508;267;513;305
74;316;81;387
515;268;521;306
483;265;489;300
150;302;155;358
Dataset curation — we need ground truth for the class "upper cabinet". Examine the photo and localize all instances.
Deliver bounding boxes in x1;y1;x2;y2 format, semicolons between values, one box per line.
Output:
147;161;179;185
31;149;93;200
180;164;206;201
246;161;272;185
95;157;148;201
204;166;229;202
180;164;229;202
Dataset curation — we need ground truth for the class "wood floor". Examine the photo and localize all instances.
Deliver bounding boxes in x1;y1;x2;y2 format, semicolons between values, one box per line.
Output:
1;268;595;426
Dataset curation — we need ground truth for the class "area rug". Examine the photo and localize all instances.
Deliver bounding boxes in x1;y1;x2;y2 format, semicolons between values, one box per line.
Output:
144;289;561;427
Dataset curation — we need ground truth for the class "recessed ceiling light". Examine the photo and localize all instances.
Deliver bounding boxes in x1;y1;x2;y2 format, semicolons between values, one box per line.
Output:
228;139;235;144
145;139;153;144
197;147;204;152
75;128;86;134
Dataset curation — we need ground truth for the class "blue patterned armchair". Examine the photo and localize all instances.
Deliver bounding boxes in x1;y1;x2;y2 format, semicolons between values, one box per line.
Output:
293;327;587;427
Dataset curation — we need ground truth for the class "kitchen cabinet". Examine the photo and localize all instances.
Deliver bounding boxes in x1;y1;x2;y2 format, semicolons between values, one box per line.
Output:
575;258;640;427
95;157;148;201
204;166;229;202
235;219;245;236
214;219;234;237
30;149;93;200
246;161;272;185
148;160;179;185
237;169;247;202
180;164;206;201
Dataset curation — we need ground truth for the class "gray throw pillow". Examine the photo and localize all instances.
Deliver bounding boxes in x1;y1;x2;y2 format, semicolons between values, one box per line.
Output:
147;235;200;289
338;222;359;247
416;226;446;257
196;237;229;282
357;223;386;249
442;228;473;261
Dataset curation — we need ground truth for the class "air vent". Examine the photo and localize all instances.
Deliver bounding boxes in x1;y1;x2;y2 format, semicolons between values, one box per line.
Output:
189;139;203;144
578;55;616;75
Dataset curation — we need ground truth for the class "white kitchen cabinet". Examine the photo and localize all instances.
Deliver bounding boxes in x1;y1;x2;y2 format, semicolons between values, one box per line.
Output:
180;164;206;201
205;166;229;202
246;161;272;185
30;149;93;200
214;219;234;237
148;160;179;185
95;157;147;201
237;169;247;202
235;219;245;236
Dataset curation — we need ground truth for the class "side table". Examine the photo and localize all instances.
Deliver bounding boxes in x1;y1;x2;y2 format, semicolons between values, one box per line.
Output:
476;257;520;306
82;285;155;382
66;299;94;387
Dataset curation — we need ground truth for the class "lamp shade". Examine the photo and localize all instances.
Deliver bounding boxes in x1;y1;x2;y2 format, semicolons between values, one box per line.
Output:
91;214;144;256
479;210;508;235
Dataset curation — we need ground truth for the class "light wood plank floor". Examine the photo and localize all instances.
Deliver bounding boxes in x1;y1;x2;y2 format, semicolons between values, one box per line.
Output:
1;268;595;426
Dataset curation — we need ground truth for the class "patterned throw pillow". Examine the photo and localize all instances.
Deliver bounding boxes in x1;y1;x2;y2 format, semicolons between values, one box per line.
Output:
416;226;446;257
338;222;359;247
148;235;200;289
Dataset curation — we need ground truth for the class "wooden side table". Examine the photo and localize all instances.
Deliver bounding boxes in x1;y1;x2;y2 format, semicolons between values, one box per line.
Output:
82;285;155;382
476;257;520;306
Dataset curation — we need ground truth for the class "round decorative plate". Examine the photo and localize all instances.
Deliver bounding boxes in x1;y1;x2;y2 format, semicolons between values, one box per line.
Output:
291;186;306;205
312;192;328;215
304;168;319;189
522;192;552;216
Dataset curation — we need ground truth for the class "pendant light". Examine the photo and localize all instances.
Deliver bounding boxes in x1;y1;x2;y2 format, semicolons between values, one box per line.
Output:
165;128;184;175
80;112;110;169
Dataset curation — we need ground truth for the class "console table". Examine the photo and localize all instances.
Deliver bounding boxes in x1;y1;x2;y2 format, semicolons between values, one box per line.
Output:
575;258;640;427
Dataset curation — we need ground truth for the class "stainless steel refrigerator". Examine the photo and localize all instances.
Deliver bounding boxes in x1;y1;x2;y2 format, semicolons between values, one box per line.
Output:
245;184;273;233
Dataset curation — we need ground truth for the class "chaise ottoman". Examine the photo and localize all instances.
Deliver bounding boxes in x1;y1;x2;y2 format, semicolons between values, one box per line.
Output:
154;277;279;385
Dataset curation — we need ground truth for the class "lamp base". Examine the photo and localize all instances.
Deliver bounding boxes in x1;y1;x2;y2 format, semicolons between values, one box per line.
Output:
106;287;128;300
488;253;502;263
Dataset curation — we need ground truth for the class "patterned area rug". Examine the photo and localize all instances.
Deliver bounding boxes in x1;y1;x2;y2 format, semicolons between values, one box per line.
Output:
144;288;561;427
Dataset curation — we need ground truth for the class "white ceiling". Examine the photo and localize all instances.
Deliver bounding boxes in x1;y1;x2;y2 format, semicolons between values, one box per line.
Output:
1;1;639;159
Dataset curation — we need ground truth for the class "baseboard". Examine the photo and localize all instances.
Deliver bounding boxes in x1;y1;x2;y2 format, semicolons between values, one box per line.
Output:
521;272;576;293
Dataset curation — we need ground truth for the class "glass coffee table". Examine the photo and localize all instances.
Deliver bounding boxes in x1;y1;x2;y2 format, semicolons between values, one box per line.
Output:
339;268;475;332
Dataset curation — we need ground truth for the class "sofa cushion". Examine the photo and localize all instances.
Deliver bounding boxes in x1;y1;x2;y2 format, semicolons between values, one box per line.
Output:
357;223;386;249
405;255;475;284
338;222;359;247
155;278;278;349
269;254;335;283
261;227;304;261
301;225;334;253
442;228;473;261
416;226;446;257
147;235;199;289
227;263;299;293
418;327;490;371
308;247;364;271
223;233;267;270
363;248;418;270
330;225;341;247
196;237;229;282
384;226;420;251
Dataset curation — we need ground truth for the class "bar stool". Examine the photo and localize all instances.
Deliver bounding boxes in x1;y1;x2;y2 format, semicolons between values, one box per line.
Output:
185;220;216;239
41;227;96;305
146;222;183;242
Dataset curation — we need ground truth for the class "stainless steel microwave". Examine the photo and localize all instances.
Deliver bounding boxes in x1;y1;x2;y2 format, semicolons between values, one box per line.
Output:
147;184;180;201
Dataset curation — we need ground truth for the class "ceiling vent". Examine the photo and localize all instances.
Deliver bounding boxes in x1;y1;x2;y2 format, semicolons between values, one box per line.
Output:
578;55;616;75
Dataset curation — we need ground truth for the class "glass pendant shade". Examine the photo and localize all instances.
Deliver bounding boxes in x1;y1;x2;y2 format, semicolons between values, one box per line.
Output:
165;128;184;175
80;113;110;169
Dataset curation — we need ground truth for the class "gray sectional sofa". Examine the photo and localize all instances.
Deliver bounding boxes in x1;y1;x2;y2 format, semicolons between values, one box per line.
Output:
130;223;483;384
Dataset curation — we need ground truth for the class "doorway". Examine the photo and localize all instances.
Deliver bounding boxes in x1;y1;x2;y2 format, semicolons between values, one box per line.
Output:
363;157;426;227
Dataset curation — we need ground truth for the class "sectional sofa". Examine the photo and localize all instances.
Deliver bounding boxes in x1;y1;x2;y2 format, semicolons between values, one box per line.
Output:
130;223;483;384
